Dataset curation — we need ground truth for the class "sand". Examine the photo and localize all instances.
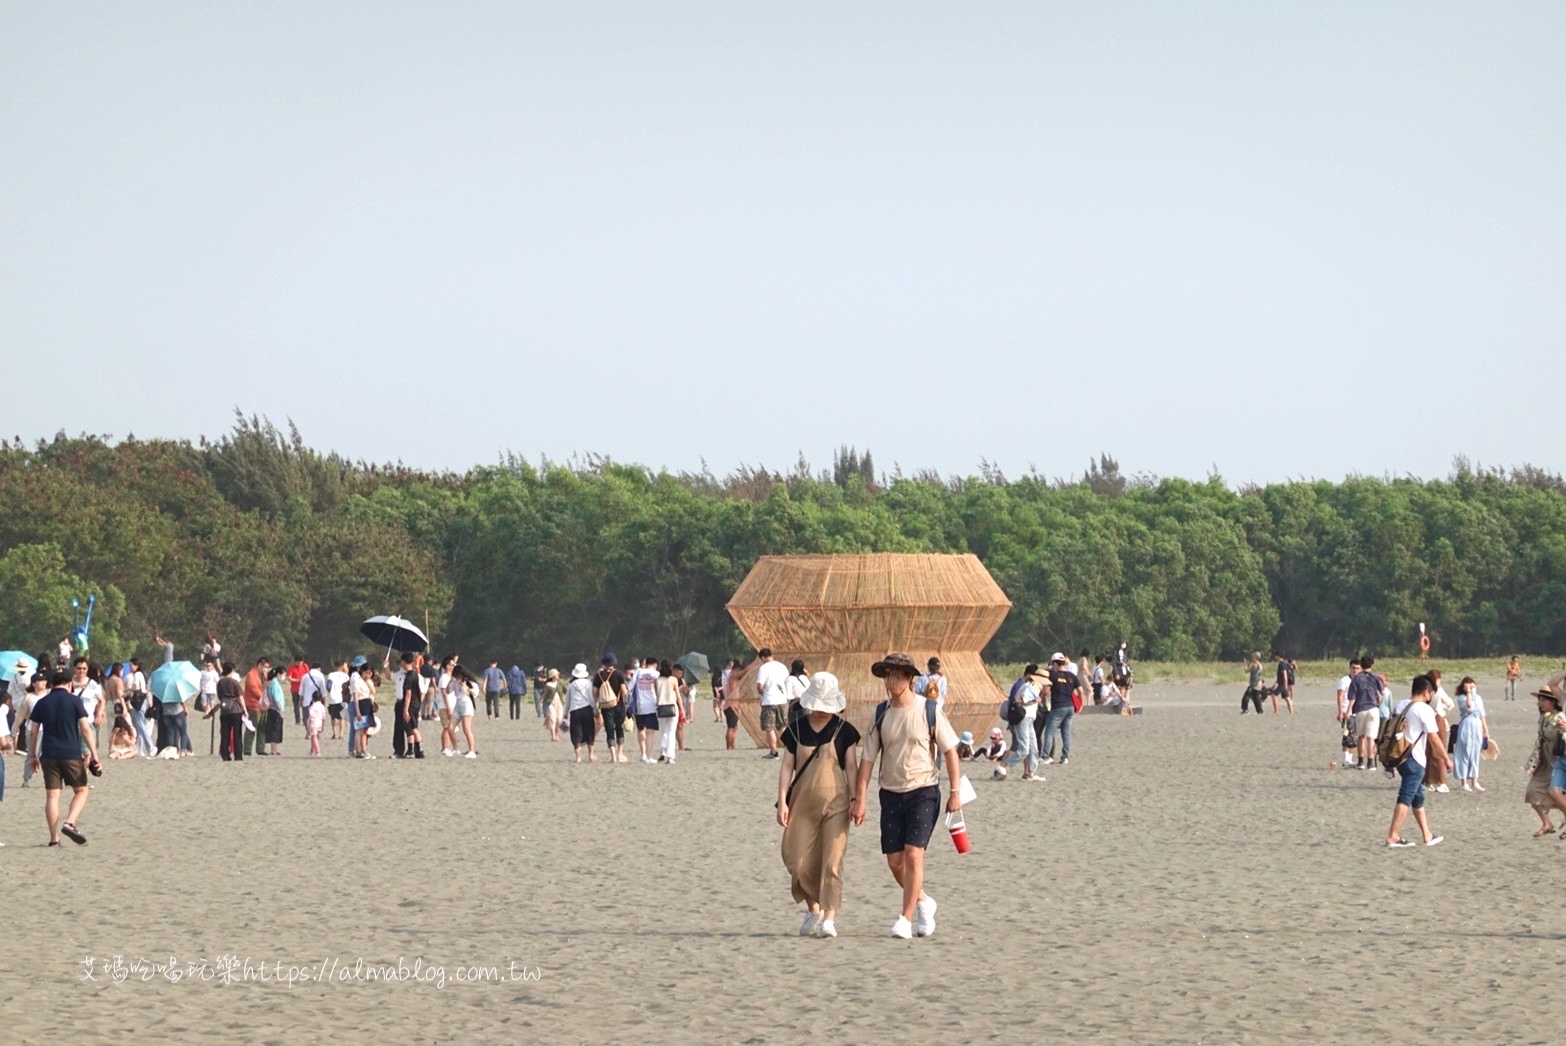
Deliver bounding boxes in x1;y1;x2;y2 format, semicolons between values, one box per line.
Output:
2;676;1554;1044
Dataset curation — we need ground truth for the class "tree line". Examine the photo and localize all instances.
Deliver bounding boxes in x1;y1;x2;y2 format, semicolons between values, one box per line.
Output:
1;420;1561;667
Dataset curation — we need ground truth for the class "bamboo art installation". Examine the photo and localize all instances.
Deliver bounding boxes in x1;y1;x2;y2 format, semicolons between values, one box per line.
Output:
725;553;1013;746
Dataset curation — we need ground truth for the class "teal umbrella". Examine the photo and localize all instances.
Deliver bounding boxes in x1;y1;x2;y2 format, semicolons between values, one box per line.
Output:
150;660;201;705
0;650;35;681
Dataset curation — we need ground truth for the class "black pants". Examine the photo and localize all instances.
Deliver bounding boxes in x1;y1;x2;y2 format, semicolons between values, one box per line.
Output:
153;703;168;751
486;692;501;717
569;705;597;746
1240;688;1264;714
601;705;626;746
1033;710;1047;750
219;712;244;761
293;698;303;725
509;694;522;719
392;707;407;757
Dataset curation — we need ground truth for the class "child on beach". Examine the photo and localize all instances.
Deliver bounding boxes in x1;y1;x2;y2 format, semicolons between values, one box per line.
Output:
307;689;326;755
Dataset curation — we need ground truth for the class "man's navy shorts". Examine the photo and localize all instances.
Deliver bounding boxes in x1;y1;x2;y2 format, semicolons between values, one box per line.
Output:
879;784;940;854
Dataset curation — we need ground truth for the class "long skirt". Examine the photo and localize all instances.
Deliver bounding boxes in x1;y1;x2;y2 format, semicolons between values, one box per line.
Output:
1425;716;1449;786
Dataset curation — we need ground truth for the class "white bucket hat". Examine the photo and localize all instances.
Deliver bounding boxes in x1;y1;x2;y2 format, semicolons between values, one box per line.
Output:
798;671;846;715
570;663;589;680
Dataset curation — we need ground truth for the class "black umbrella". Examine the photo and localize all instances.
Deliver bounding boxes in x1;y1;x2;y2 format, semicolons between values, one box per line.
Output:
674;652;709;686
359;615;429;653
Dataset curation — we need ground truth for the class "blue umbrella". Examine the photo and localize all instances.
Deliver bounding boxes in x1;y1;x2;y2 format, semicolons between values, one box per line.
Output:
359;615;429;653
150;660;202;705
0;650;37;681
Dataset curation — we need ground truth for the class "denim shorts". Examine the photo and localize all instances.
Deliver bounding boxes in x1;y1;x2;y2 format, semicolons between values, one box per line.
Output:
879;785;941;854
1551;759;1566;793
1396;759;1427;809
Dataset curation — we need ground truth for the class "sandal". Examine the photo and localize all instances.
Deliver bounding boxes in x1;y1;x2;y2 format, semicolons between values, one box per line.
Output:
1386;839;1416;848
61;823;86;845
1535;825;1556;838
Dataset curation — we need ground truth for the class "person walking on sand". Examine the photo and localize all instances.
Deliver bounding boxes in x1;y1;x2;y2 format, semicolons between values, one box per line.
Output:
851;652;962;939
1385;674;1451;848
755;648;789;760
777;671;861;939
1001;664;1044;782
508;662;528;721
1241;652;1266;714
721;660;741;748
542;668;565;741
630;655;662;764
566;663;598;762
672;663;692;752
596;655;628;763
1525;686;1566;836
27;668;101;846
483;659;505;720
655;660;681;763
209;662;245;762
1270;651;1294;715
1505;656;1521;701
448;665;479;758
532;661;549;719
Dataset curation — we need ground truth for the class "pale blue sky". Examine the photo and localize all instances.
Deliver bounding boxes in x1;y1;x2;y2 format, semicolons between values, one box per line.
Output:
4;3;1562;484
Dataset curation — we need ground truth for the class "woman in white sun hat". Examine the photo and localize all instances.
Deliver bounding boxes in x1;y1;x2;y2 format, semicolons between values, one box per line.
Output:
777;671;861;939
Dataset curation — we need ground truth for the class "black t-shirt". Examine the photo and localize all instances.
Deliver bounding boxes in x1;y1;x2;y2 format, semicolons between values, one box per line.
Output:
401;671;422;715
1048;669;1077;711
1276;661;1289;688
29;688;88;760
595;669;626;705
781;714;862;769
216;676;244;714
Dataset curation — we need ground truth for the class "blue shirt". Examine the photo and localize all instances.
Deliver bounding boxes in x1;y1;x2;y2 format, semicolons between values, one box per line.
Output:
29;688;88;760
1347;672;1382;714
506;666;527;695
483;666;506;693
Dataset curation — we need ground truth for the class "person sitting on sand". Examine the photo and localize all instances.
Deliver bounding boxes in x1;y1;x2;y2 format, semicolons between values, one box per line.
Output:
778;671;860;940
955;731;976;759
973;728;1008;761
107;681;138;760
1101;680;1134;715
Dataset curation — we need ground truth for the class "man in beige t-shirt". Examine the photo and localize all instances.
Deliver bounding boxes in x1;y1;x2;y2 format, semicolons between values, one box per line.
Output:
852;652;961;940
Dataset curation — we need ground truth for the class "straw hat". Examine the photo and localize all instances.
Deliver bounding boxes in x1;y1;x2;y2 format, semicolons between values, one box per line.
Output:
799;671;846;714
571;663;589;680
1532;686;1562;707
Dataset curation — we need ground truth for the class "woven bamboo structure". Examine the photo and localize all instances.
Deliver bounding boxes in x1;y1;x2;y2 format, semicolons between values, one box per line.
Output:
725;554;1012;745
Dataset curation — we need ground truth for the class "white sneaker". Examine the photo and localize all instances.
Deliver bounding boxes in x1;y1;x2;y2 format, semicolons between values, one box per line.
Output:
992;767;1007;780
1473;783;1485;792
890;916;913;940
1434;784;1450;793
464;751;478;759
800;911;820;937
1041;757;1055;765
1060;757;1069;765
817;919;837;938
914;895;937;937
1461;783;1472;791
442;748;455;757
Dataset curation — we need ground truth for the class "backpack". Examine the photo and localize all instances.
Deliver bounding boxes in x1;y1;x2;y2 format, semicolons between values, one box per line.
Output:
873;698;939;756
596;673;619;710
1376;707;1413;771
1001;696;1025;726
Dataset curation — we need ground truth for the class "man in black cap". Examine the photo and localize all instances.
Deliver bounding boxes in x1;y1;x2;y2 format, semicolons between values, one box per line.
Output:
852;652;962;940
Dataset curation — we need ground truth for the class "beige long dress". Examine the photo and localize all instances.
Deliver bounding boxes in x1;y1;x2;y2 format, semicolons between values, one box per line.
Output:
1525;712;1562;812
781;717;851;914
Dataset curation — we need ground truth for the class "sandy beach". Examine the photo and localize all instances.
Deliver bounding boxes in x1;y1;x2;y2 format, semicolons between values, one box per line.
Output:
3;674;1554;1044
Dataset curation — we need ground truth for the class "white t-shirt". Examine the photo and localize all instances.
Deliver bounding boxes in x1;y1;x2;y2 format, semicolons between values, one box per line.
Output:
755;660;788;706
1017;680;1041;721
297;669;325;707
326;671;349;706
633;668;660;715
1395;698;1438;768
199;668;219;696
73;679;103;721
784;673;809;704
127;670;147;695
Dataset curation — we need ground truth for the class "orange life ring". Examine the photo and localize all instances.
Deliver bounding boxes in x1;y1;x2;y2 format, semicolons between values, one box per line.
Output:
1419;635;1431;653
